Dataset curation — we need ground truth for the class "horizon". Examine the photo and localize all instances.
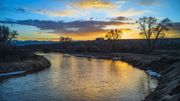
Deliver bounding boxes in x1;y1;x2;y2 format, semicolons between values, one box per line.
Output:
0;0;180;41
11;37;180;42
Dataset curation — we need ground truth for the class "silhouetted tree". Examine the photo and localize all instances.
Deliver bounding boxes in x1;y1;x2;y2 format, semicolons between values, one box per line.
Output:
59;36;72;42
105;29;123;51
137;17;171;50
0;25;18;44
105;29;123;40
59;36;72;50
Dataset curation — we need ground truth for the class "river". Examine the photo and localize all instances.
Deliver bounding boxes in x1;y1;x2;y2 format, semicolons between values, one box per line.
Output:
0;53;157;101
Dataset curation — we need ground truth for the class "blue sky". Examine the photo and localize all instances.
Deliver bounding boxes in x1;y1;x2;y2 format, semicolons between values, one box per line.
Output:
0;0;180;40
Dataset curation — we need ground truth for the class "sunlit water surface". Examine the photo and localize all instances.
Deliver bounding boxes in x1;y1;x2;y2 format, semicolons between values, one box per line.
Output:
0;53;157;101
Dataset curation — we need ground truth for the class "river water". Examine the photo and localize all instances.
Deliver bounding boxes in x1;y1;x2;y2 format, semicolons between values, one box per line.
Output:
0;53;157;101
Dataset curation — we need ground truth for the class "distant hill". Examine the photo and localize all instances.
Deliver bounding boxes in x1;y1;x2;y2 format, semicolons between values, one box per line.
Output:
11;40;57;46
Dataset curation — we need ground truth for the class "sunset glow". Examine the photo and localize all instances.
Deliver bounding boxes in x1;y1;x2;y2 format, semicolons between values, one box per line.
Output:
0;0;179;41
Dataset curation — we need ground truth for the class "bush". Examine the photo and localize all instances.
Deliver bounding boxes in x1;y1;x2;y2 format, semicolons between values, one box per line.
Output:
87;46;101;53
0;43;15;57
0;43;37;62
73;44;87;52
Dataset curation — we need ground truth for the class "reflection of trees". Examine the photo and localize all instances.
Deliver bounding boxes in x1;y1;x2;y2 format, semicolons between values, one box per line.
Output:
109;61;119;77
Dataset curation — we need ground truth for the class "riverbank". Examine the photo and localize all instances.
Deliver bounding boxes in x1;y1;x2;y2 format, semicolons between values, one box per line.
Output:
68;52;180;101
0;55;51;79
103;53;179;101
1;51;179;100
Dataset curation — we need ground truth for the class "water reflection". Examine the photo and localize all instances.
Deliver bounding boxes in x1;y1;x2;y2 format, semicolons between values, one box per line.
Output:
0;53;157;101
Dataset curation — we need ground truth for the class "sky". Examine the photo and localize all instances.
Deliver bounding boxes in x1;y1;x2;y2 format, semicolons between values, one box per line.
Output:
0;0;180;41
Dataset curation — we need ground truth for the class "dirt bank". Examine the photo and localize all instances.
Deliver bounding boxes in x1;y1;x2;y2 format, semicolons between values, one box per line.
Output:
0;55;51;78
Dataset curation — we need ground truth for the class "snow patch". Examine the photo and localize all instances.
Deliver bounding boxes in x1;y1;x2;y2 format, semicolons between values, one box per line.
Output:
146;69;161;78
0;71;25;77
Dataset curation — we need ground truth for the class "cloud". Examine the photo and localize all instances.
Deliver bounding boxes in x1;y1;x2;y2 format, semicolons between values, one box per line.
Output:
16;7;149;18
110;16;130;21
14;0;151;18
16;7;73;17
17;7;27;13
171;22;180;31
73;0;116;9
0;19;132;35
108;8;152;17
49;0;127;18
165;22;180;38
4;18;15;21
32;9;73;17
138;0;163;6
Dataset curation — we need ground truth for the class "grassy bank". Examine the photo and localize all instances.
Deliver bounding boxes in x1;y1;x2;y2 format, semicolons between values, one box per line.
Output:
0;43;51;79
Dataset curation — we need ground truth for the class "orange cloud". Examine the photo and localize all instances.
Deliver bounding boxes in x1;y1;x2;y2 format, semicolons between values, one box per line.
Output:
73;0;115;9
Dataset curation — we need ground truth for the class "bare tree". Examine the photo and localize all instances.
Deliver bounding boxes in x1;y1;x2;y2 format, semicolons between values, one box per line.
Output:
59;36;72;42
153;18;171;49
105;29;123;51
105;29;123;40
0;25;18;44
137;17;171;50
